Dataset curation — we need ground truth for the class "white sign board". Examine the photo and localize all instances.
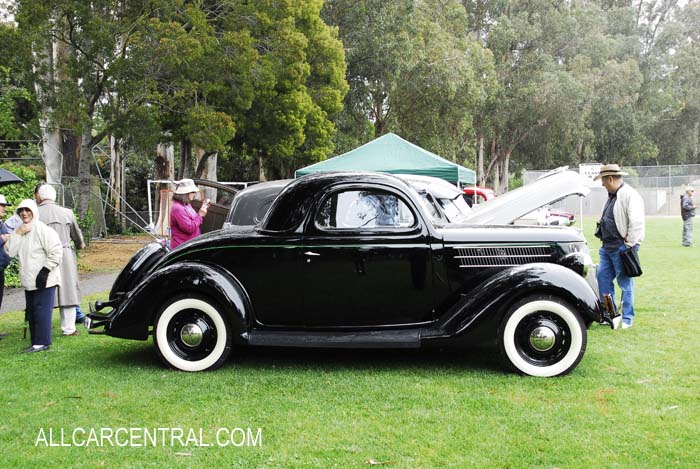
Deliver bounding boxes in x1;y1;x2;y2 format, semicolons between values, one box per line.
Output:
579;163;603;187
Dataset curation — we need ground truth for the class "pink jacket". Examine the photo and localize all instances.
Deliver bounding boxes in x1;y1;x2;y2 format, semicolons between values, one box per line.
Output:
170;200;202;248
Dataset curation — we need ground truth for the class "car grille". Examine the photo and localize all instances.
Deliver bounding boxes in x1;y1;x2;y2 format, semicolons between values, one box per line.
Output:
453;244;555;268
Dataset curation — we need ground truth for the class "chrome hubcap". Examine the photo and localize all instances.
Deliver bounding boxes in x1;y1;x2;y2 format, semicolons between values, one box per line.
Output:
180;323;204;347
529;326;556;352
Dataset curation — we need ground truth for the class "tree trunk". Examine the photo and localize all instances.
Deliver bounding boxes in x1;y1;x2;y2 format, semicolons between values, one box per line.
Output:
178;140;191;179
576;140;584;163
61;131;81;177
194;147;218;202
77;127;92;219
109;135;125;231
493;161;500;195
34;21;64;184
40;120;63;184
153;143;174;237
693;121;699;161
477;135;484;186
484;138;499;187
500;151;511;193
258;155;267;182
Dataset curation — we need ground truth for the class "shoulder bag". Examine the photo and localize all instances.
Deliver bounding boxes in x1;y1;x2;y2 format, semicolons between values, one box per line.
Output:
620;247;642;277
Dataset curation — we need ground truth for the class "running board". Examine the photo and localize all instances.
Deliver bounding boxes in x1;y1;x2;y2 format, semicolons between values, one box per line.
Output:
248;330;421;349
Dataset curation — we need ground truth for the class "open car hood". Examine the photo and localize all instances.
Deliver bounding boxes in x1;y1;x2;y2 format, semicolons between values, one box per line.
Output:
464;169;590;225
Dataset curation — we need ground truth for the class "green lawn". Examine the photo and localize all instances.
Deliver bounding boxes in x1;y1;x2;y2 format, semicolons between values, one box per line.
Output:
1;217;698;468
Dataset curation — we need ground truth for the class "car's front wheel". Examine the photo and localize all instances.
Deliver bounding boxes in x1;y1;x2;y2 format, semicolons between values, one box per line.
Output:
498;295;586;377
153;296;233;371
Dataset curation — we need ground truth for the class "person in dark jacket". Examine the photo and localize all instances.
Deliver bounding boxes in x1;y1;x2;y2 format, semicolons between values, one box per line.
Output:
681;186;697;247
594;164;645;330
0;194;10;339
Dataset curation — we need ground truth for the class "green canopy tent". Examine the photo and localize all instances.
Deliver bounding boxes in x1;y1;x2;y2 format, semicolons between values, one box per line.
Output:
295;133;475;186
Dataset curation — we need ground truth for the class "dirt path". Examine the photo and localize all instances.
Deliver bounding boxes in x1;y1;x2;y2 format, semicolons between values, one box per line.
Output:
1;236;150;315
1;271;120;314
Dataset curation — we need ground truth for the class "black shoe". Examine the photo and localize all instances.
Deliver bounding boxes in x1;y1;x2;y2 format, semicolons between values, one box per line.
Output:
75;317;85;324
22;345;50;353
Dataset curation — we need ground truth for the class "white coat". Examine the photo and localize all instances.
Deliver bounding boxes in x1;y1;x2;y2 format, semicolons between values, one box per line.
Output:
4;200;63;291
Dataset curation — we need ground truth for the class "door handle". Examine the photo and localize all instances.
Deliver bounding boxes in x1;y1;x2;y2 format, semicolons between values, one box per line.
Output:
304;251;321;256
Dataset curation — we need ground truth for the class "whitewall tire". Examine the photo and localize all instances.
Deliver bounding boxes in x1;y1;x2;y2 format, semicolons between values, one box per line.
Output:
498;295;586;377
153;296;233;372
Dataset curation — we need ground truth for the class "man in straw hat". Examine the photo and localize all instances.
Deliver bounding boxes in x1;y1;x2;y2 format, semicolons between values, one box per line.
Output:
680;186;697;247
594;164;645;329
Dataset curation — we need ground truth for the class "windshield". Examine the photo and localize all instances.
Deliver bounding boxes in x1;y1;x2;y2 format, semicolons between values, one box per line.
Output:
436;195;471;223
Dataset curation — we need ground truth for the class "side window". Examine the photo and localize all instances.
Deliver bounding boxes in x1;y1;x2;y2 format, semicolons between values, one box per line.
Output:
316;189;416;230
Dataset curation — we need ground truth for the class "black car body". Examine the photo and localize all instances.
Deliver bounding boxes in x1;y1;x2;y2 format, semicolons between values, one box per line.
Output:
89;172;615;377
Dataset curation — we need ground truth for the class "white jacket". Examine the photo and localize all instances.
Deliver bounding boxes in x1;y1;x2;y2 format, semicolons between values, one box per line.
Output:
4;199;63;291
613;183;645;247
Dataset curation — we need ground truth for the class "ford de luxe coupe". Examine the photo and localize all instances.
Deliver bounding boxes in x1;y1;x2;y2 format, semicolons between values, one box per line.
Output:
88;172;616;377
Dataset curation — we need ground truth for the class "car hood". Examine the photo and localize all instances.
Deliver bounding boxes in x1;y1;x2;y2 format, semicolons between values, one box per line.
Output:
464;169;590;225
438;223;586;244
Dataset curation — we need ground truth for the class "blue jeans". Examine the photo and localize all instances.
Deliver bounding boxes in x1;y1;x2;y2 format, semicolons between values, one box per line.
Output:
598;245;639;325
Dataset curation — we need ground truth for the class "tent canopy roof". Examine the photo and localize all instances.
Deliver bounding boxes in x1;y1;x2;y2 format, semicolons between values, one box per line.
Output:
295;133;475;185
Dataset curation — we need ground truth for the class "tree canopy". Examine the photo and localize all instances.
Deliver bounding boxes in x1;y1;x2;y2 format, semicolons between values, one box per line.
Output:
1;0;699;208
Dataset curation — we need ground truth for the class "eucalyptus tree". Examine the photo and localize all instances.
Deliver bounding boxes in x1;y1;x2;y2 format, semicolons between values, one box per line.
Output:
14;0;150;216
391;0;496;167
322;0;414;153
323;0;495;172
639;1;700;164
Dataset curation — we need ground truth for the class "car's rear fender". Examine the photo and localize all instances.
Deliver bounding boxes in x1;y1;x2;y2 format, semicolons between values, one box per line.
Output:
101;262;252;341
426;263;602;343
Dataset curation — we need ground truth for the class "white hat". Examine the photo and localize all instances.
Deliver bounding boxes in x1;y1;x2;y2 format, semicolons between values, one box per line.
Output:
0;194;9;206
173;179;199;195
687;186;695;193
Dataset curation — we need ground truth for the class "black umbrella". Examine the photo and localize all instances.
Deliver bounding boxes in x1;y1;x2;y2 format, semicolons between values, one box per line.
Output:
0;168;24;186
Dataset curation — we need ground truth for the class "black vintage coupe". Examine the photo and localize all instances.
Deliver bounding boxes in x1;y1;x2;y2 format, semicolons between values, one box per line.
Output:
88;172;615;377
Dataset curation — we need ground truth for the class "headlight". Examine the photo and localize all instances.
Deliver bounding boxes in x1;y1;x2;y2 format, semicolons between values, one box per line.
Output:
558;241;593;276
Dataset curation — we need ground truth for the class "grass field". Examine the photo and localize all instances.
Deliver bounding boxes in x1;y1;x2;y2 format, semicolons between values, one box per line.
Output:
1;217;698;467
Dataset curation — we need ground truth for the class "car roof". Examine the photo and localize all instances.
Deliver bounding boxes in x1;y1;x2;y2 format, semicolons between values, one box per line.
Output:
394;174;464;199
260;171;417;232
227;179;292;226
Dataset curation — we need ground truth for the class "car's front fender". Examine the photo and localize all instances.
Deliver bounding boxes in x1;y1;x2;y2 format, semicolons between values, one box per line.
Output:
93;262;252;341
425;263;602;343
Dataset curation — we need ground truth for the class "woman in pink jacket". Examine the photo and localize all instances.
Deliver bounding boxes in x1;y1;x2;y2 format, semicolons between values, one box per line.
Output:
170;179;209;249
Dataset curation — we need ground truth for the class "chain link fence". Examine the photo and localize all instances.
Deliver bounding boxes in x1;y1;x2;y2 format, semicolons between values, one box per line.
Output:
525;165;700;217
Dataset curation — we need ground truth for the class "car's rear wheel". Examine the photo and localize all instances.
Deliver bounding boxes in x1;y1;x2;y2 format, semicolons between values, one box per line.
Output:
498;295;586;377
153;296;233;371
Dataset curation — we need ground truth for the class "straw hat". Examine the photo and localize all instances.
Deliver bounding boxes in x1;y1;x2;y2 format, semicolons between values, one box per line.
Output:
593;164;628;180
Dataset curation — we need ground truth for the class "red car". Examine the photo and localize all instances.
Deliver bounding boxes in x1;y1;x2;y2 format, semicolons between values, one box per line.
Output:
462;186;496;206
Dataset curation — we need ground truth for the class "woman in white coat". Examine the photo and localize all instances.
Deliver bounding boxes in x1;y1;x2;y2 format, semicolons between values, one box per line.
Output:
2;199;62;352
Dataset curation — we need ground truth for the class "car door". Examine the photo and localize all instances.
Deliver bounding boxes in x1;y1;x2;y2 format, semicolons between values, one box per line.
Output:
300;186;435;327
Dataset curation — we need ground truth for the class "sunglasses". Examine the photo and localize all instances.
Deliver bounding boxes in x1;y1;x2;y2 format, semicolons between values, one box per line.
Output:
17;207;32;213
